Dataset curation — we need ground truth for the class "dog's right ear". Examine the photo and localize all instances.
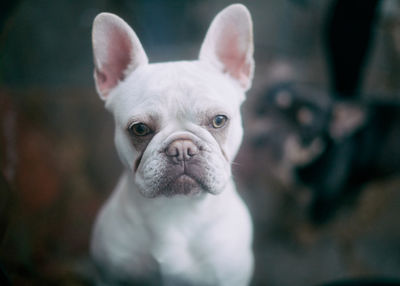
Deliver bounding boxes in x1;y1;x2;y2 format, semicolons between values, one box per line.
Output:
92;13;148;100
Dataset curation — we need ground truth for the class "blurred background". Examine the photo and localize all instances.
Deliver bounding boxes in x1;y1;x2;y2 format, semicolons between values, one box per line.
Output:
1;0;400;285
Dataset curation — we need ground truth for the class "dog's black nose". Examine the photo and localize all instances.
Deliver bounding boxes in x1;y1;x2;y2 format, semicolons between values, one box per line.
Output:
166;139;199;162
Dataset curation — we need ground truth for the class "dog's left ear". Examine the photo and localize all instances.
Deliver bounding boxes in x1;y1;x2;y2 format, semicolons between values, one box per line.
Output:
199;4;254;91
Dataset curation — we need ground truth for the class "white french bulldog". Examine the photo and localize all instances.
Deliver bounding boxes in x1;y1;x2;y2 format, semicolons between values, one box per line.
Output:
90;4;255;286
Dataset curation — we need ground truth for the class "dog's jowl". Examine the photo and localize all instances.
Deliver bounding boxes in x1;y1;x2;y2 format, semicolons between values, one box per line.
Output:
90;4;255;285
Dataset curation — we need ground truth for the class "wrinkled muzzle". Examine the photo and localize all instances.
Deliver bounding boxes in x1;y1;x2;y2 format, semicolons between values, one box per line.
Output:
134;133;231;198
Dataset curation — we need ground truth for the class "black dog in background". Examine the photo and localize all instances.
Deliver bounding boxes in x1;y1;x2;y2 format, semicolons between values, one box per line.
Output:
254;0;400;223
305;0;386;222
255;82;400;223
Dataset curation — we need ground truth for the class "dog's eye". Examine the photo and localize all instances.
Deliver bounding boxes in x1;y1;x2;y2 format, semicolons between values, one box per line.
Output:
128;123;152;136
212;115;228;129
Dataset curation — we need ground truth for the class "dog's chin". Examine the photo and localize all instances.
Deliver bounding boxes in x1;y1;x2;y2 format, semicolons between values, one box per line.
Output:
137;173;220;199
162;174;204;197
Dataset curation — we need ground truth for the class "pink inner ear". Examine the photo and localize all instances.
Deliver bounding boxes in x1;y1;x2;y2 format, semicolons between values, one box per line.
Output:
216;25;251;87
96;27;133;93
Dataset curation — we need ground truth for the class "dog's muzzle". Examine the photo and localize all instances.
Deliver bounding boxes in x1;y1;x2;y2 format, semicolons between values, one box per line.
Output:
136;132;228;198
161;138;206;196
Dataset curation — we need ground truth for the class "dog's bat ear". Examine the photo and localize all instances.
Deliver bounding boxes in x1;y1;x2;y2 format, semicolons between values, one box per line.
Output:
92;13;148;100
199;4;254;91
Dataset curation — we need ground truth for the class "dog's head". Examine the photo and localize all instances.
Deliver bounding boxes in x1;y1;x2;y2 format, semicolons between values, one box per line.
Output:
91;5;254;197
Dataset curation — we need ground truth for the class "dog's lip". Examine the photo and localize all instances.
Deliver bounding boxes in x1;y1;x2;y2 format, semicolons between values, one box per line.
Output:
172;170;197;182
164;173;204;196
169;169;202;186
176;174;196;183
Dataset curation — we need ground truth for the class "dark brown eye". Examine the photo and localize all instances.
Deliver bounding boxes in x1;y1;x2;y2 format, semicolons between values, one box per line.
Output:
212;115;228;129
128;123;152;136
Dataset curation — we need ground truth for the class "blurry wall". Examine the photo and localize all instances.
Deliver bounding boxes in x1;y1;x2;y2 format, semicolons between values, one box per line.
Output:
1;0;400;285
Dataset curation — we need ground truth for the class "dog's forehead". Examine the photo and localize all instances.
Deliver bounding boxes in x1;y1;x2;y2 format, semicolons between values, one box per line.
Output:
109;60;244;122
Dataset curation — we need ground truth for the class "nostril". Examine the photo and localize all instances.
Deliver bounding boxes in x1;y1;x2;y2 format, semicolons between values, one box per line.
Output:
186;144;199;157
166;145;179;157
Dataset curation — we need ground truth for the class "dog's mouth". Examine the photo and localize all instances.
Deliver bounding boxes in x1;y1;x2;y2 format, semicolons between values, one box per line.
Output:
160;159;209;196
162;173;203;197
137;158;213;198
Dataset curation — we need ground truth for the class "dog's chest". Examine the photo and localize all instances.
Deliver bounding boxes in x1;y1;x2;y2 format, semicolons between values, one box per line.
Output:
147;219;219;282
92;175;252;285
116;191;228;281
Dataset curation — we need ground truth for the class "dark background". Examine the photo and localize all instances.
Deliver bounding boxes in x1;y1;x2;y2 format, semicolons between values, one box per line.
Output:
1;0;400;285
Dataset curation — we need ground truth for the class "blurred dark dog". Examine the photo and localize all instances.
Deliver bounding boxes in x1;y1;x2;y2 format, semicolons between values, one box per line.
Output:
249;81;400;223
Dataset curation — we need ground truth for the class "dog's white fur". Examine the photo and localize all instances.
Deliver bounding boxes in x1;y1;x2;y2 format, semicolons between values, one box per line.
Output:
90;4;254;285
